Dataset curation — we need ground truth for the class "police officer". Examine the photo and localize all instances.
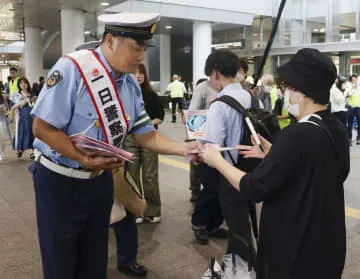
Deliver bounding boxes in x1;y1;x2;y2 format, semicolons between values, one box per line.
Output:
30;13;200;279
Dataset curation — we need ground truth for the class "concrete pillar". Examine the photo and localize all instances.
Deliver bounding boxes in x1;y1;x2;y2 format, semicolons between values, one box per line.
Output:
160;34;171;94
61;9;85;55
325;0;339;42
356;10;360;40
193;21;212;84
24;26;43;84
259;17;264;48
339;53;351;77
291;20;303;46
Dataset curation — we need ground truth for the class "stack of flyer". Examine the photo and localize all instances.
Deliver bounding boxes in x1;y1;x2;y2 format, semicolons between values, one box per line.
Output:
70;134;134;163
184;110;208;140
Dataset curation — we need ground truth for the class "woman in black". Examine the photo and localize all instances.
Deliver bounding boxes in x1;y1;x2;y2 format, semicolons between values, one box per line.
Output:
199;49;349;279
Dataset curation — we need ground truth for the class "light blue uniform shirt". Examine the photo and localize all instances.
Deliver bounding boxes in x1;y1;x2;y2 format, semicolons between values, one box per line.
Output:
31;47;154;168
205;82;251;163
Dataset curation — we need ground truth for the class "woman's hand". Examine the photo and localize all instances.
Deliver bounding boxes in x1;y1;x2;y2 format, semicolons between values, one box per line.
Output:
199;144;224;168
239;134;272;159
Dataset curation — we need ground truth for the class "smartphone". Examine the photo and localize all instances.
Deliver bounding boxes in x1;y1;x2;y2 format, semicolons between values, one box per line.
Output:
245;117;265;153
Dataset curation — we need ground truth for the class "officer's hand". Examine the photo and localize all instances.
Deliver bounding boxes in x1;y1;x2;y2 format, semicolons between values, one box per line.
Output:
184;140;203;165
80;155;125;171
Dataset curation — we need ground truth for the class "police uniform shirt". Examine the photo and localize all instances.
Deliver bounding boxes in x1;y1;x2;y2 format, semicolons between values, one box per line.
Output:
205;82;251;162
239;110;349;278
31;47;154;169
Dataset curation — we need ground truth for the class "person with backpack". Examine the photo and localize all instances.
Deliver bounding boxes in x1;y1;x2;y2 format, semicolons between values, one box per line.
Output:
199;48;349;279
193;50;260;272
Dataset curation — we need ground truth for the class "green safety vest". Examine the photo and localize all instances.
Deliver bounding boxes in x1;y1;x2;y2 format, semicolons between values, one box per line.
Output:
169;81;185;98
348;88;360;108
270;87;279;110
279;107;291;130
9;77;19;96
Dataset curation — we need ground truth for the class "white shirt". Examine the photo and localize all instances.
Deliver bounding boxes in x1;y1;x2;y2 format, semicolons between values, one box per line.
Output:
330;84;347;113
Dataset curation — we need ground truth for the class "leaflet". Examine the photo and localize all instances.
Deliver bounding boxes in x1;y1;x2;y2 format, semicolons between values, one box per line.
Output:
70;134;134;163
184;110;208;140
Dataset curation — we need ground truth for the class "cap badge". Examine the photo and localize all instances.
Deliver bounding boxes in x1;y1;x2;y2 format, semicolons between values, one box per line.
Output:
150;23;157;34
95;120;102;128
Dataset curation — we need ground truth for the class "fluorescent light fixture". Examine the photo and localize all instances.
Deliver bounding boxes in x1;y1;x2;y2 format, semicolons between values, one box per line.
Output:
165;25;172;30
232;42;243;47
320;28;325;33
0;14;10;18
253;33;259;36
313;29;319;32
84;31;91;35
101;2;110;6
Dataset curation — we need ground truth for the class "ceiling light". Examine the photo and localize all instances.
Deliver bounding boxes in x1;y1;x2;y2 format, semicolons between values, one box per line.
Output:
320;28;325;33
165;25;172;30
101;2;110;6
313;29;319;32
253;33;259;36
84;31;91;35
0;14;10;18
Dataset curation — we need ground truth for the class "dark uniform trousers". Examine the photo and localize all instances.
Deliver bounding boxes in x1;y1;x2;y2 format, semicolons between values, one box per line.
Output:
111;211;138;267
31;162;113;279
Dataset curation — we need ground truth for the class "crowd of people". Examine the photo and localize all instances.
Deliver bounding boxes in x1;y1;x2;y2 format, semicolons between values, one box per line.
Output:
0;68;43;160
0;11;356;279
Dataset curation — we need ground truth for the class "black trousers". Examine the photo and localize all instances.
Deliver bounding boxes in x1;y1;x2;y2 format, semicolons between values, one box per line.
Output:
218;176;256;269
191;164;223;232
171;97;183;122
347;107;360;140
32;162;113;279
111;211;138;267
189;162;201;194
333;111;347;127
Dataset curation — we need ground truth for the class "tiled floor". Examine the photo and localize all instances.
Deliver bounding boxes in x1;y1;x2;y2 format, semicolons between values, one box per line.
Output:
0;114;359;278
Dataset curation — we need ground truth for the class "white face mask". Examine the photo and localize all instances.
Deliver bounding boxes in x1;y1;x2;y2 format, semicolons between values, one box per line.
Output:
236;73;245;82
284;89;300;117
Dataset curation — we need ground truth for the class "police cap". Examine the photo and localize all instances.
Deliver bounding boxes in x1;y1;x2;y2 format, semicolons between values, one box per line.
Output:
98;12;160;46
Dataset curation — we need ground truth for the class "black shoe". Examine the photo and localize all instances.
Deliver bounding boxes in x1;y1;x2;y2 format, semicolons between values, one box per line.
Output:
357;140;360;145
194;229;209;245
209;227;228;239
16;151;23;158
118;263;148;277
29;152;35;160
349;140;353;146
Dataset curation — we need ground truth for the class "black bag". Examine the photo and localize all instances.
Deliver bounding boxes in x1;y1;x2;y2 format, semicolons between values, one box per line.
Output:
215;92;280;172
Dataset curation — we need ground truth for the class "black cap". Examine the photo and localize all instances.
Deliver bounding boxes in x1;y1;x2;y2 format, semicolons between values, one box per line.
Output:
278;48;337;104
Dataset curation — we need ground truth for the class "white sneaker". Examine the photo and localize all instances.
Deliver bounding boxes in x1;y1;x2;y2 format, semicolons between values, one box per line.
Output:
136;217;144;224
145;216;161;223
